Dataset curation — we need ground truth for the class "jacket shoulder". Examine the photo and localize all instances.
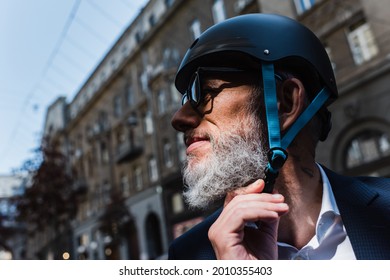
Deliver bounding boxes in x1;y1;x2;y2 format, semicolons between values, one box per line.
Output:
168;209;221;260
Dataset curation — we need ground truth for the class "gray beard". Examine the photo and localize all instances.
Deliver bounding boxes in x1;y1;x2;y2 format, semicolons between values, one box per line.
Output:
182;119;268;210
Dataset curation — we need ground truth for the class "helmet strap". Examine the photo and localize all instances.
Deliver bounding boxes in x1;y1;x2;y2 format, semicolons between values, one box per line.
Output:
281;87;331;148
260;62;331;193
261;62;288;193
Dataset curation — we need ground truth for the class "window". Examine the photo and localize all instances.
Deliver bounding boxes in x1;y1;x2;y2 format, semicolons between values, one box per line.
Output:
87;152;93;176
94;183;102;210
345;130;390;169
102;180;111;205
172;192;185;214
122;44;128;55
91;146;97;175
126;85;134;107
134;166;143;191
116;128;126;147
163;140;173;167
86;125;94;141
79;234;89;247
234;0;252;13
176;133;186;162
212;0;226;24
158;90;167;115
165;0;174;7
97;183;104;209
98;110;109;132
100;142;109;164
113;95;122;117
135;31;142;43
87;83;94;100
170;83;181;106
111;58;118;70
77;200;85;219
190;19;202;40
294;0;316;15
347;20;379;65
100;71;106;82
69;140;75;158
163;47;180;68
140;71;149;93
144;110;154;135
149;14;156;27
148;157;159;182
120;174;130;196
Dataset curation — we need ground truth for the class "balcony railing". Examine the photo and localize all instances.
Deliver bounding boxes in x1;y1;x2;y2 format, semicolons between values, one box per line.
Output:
115;139;143;164
72;179;88;198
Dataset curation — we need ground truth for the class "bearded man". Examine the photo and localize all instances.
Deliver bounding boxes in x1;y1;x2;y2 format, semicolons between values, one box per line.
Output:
168;14;390;260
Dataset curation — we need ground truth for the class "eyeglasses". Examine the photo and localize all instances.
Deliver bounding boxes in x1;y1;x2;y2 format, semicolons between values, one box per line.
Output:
181;67;283;107
181;67;245;107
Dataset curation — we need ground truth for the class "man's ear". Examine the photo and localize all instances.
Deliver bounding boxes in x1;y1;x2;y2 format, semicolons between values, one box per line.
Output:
278;78;306;132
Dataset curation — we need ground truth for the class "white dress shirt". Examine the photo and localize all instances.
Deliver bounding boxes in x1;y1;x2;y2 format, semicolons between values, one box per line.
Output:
277;164;356;260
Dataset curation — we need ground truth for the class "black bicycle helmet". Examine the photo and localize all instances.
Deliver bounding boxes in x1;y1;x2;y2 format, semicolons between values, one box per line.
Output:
175;13;337;100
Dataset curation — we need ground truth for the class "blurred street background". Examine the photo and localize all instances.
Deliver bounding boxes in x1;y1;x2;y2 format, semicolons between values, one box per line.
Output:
1;0;390;259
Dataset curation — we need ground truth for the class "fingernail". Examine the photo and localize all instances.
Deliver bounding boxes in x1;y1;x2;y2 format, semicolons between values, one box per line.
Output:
278;203;289;210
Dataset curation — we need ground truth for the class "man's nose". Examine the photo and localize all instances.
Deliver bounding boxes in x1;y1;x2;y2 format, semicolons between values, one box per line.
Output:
171;102;201;132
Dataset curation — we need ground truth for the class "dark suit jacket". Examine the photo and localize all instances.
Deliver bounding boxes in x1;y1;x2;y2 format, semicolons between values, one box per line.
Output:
168;167;390;260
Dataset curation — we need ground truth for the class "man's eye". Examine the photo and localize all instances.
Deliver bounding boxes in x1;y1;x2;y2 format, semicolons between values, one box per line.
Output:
199;89;217;103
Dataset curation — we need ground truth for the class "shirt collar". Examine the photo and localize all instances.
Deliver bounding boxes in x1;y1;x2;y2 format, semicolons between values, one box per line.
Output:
316;163;340;217
278;164;341;252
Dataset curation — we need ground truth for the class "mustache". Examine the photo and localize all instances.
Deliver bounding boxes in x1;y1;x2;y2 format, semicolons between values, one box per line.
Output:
183;130;214;145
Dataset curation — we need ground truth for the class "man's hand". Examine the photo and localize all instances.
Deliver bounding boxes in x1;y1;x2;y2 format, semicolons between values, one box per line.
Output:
208;179;289;260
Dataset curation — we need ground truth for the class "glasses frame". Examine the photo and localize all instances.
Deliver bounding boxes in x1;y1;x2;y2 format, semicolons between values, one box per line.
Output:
181;67;283;107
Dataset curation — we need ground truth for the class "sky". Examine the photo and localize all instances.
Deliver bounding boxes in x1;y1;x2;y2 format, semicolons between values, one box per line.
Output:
0;0;149;174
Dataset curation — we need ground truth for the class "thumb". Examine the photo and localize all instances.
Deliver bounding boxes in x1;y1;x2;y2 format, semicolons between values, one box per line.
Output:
242;179;265;194
224;179;265;206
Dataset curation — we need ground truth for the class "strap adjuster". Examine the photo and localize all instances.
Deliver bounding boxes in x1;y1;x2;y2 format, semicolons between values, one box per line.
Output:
268;147;288;170
262;148;288;193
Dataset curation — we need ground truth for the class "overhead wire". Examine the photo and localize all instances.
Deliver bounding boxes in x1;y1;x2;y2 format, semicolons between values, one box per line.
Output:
73;16;112;46
3;0;142;172
1;0;81;166
86;0;125;28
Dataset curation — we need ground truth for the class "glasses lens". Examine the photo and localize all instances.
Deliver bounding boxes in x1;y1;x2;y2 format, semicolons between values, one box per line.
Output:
182;71;201;107
181;93;189;105
190;73;200;105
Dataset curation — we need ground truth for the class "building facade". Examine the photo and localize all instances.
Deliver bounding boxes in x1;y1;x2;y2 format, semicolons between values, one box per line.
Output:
31;0;390;259
303;0;390;178
0;175;28;259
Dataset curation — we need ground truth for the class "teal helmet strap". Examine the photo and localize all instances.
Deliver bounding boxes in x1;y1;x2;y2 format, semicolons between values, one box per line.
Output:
281;87;331;148
261;62;331;193
262;62;281;150
261;62;287;193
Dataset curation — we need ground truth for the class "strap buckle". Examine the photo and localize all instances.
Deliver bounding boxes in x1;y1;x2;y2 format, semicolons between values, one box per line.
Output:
262;147;288;193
